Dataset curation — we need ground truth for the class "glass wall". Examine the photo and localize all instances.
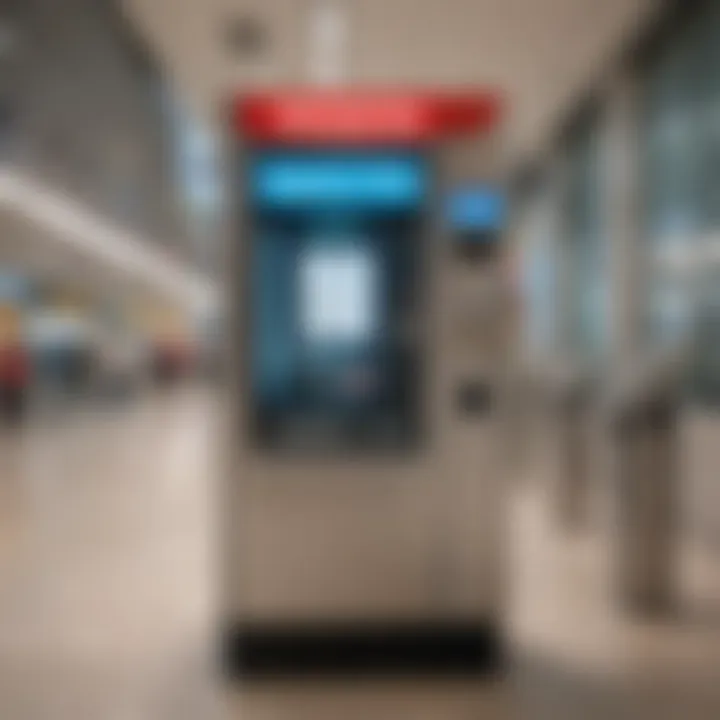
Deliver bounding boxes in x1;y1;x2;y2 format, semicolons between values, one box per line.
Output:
517;181;558;366
10;0;183;252
641;2;720;402
163;90;224;271
562;114;608;366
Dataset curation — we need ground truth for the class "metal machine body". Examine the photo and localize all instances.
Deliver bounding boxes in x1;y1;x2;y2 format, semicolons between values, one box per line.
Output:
222;90;512;676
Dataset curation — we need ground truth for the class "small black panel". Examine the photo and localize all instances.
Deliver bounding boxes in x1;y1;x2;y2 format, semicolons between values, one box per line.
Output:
452;232;502;263
456;381;494;417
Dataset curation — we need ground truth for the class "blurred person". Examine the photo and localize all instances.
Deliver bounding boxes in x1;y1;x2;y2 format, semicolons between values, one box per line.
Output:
0;338;30;423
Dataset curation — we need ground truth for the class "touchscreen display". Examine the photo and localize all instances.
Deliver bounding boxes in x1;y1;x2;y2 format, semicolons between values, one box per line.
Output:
247;151;426;452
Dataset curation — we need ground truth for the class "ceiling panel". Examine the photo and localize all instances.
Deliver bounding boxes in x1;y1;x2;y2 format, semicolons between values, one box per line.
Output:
125;0;658;164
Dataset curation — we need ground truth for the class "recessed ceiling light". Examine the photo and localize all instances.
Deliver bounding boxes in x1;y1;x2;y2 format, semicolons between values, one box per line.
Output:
225;15;268;60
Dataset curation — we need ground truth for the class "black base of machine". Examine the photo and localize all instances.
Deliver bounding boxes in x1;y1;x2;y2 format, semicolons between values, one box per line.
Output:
221;619;505;679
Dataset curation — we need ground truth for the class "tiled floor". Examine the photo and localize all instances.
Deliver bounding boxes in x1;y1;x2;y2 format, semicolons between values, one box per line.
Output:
0;390;216;718
0;388;718;718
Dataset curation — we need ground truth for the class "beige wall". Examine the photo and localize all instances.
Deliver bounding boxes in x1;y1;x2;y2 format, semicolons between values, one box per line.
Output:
125;0;659;166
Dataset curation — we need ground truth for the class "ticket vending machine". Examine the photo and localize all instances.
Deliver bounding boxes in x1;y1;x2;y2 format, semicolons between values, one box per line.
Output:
223;90;512;677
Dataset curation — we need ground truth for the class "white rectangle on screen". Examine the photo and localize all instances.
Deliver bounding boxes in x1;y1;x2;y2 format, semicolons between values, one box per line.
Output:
299;243;378;344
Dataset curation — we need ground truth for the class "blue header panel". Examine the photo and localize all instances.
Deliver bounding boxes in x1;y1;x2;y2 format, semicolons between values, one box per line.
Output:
447;186;506;232
250;152;427;211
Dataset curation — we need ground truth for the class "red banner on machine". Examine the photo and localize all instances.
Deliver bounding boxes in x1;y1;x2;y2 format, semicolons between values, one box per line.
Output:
234;90;502;144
